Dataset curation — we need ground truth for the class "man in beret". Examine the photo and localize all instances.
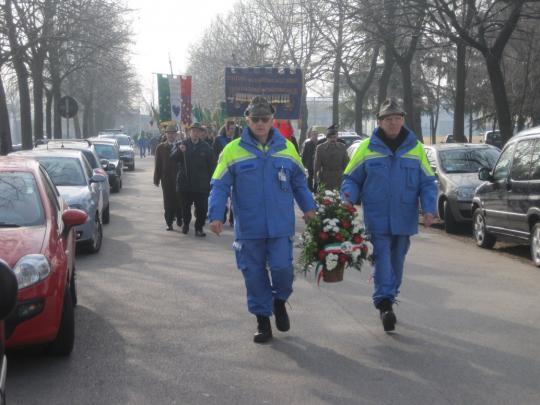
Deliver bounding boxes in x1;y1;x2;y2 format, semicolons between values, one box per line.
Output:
314;124;349;190
341;98;437;332
154;124;183;231
208;95;316;343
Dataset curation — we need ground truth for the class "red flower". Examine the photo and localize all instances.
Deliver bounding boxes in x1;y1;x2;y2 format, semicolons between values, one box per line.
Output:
341;220;351;229
347;205;357;214
318;251;327;261
319;231;329;241
322;198;332;206
361;245;368;252
353;235;363;244
338;254;348;264
335;233;344;242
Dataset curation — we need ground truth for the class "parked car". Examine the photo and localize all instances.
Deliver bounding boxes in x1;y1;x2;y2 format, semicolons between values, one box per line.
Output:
0;157;87;356
483;130;504;149
304;132;365;153
442;134;469;143
424;144;500;233
98;134;135;171
88;137;123;193
0;259;17;405
12;149;106;253
34;139;111;224
472;127;540;266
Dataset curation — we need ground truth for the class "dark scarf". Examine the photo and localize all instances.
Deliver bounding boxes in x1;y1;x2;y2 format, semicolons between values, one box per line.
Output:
376;127;408;153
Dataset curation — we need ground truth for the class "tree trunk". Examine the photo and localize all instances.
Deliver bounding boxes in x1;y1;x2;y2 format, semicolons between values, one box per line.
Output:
31;58;45;140
45;88;52;138
332;48;342;126
485;54;513;144
49;45;62;139
74;113;82;138
399;62;422;141
0;74;13;155
299;84;308;146
377;47;395;111
453;41;467;142
354;91;363;135
5;0;32;149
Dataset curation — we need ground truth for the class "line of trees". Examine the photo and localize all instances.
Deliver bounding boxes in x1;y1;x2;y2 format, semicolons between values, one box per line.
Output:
0;0;139;154
187;0;540;146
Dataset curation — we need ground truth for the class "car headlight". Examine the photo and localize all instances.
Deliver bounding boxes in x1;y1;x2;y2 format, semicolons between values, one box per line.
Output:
13;254;51;289
456;187;475;201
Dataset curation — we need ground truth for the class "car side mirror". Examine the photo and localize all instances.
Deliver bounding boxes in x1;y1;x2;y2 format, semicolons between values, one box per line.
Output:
90;173;107;184
478;167;492;182
100;159;109;170
0;259;18;319
62;208;88;238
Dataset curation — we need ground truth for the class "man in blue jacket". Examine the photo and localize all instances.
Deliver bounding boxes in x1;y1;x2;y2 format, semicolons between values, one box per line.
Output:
341;99;437;332
208;96;316;343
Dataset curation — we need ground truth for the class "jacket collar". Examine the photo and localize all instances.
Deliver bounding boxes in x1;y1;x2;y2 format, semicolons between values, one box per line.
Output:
368;126;418;156
240;127;285;156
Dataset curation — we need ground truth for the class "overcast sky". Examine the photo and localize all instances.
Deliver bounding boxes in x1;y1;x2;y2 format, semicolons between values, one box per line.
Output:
128;0;237;103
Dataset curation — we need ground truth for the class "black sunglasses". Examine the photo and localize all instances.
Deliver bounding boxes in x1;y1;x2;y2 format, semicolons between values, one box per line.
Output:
250;116;271;123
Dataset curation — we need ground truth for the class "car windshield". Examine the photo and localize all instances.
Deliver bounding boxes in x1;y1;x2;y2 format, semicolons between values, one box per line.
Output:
81;150;98;168
37;157;87;186
94;144;117;160
439;148;500;174
0;172;45;226
104;135;130;146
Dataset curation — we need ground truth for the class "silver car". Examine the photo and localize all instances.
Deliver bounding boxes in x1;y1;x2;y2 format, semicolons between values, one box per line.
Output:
34;139;111;224
424;144;500;233
98;134;135;171
13;149;106;253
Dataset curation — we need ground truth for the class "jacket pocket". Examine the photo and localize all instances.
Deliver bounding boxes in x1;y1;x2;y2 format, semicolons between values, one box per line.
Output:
363;160;389;203
401;159;420;190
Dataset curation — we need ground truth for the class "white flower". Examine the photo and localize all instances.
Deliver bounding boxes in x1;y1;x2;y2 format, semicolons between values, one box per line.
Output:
325;253;339;270
324;190;336;197
333;226;340;233
366;242;373;256
318;207;326;214
352;250;361;261
340;242;353;254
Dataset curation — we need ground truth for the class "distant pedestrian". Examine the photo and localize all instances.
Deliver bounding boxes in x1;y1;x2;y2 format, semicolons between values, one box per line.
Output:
314;124;349;190
154;125;183;231
138;135;147;158
171;122;215;237
301;128;319;192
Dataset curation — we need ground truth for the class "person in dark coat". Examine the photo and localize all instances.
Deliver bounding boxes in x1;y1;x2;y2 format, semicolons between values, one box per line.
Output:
171;122;216;237
314;124;349;190
301;128;319;192
154;125;183;231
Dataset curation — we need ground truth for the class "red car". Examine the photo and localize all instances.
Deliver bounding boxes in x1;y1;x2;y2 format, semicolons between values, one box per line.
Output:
0;157;87;356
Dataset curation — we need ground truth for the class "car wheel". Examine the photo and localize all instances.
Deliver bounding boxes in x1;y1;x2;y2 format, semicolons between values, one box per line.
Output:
473;209;496;249
103;204;110;225
530;223;540;267
70;267;77;307
47;286;75;356
444;201;459;234
86;214;103;254
119;178;123;189
130;163;135;171
112;180;120;193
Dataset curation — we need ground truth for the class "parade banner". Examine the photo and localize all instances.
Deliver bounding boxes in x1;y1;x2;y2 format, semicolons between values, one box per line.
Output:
224;67;303;119
157;74;192;124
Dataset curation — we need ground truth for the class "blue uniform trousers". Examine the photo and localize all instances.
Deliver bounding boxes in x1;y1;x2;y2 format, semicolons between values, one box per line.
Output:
371;234;410;307
234;237;293;317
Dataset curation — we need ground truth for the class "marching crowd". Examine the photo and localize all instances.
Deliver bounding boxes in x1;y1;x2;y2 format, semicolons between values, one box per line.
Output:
152;95;437;343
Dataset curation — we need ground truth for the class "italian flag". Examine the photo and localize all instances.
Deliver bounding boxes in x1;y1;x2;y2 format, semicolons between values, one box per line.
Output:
157;74;192;125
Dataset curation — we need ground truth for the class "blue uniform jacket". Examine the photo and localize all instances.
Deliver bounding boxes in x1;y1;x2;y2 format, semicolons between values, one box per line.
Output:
208;127;316;239
341;127;437;236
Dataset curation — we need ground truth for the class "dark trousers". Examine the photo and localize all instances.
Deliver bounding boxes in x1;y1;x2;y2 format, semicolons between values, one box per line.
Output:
182;191;208;231
162;184;183;226
307;169;316;192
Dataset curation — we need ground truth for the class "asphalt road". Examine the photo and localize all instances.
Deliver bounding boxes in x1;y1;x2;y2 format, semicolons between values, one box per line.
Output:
7;156;540;405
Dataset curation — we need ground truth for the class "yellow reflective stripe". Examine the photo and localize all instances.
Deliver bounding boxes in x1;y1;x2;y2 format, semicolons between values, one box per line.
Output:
212;139;256;180
344;139;385;175
272;139;304;169
403;141;434;176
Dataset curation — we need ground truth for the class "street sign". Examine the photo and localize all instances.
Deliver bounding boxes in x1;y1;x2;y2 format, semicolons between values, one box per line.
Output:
59;96;78;118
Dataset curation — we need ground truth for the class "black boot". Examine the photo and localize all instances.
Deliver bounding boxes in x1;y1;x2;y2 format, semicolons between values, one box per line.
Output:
377;298;396;332
253;315;273;344
273;299;290;332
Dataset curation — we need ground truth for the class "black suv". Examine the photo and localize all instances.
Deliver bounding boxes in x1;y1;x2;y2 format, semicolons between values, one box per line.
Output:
472;127;540;266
